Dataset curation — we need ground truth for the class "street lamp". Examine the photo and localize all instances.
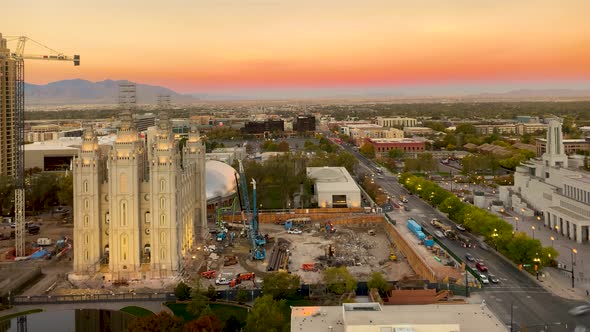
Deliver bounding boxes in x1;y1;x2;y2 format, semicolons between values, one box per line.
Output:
571;248;577;288
533;253;541;280
514;216;519;231
555;225;559;236
550;236;555;248
531;226;535;240
491;229;499;251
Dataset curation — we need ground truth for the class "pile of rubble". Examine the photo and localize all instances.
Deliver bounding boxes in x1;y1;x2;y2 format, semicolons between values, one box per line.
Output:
316;229;379;268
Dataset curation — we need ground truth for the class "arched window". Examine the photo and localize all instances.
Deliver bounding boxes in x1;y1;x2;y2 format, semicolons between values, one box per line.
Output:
160;179;166;192
85;250;89;262
161;248;166;260
160;197;165;210
84;215;89;227
160;231;166;244
85;233;89;244
160;214;165;226
121;201;128;227
83;180;88;193
84;199;89;209
145;211;151;223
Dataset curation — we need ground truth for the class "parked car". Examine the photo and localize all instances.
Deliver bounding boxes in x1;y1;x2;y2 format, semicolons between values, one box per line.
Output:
476;262;488;272
480;274;489;284
215;277;231;285
456;224;466;231
404;206;411;212
28;225;40;235
465;253;475;262
401;198;409;203
287;228;302;235
434;230;445;238
569;304;590;316
488;274;500;284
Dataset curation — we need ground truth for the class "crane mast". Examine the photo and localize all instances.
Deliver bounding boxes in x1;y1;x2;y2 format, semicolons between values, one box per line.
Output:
2;35;79;257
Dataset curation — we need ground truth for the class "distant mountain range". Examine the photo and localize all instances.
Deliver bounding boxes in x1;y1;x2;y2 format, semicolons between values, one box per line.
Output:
24;79;198;105
22;79;590;104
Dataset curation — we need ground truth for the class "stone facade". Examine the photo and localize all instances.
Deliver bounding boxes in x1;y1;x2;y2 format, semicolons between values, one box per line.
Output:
502;118;590;244
72;111;206;280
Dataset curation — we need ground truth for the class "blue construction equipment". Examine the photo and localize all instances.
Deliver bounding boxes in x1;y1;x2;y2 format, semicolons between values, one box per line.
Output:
250;179;266;260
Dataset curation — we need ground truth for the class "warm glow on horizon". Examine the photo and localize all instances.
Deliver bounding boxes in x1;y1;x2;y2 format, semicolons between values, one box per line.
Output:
4;0;590;93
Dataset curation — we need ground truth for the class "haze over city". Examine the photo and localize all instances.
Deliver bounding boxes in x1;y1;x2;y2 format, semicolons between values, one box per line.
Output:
4;0;590;99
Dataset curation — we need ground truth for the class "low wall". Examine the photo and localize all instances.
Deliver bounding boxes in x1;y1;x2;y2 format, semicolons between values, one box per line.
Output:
383;224;437;282
384;289;449;305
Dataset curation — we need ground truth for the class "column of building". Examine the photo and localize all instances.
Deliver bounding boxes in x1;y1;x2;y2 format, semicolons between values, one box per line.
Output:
73;128;102;274
107;111;143;279
148;112;180;276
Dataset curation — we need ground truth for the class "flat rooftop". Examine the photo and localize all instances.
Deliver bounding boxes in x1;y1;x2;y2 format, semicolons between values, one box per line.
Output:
291;303;507;332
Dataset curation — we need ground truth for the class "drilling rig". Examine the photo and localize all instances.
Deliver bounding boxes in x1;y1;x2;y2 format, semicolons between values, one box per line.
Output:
0;35;79;257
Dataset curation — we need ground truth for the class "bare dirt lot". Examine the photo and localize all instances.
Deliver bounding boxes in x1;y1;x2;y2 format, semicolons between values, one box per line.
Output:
193;221;417;290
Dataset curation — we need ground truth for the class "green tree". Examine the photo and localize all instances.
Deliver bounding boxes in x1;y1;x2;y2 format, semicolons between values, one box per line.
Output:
387;148;405;159
236;289;249;304
323;267;357;295
245;295;288;332
174;281;192;301
505;233;543;265
455;123;477;135
56;173;73;206
359;143;375;159
367;272;391;295
188;278;210;318
262;272;301;299
206;285;217;301
127;311;182;332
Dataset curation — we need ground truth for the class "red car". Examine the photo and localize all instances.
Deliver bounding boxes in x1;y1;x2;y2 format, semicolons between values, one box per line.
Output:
476;262;488;272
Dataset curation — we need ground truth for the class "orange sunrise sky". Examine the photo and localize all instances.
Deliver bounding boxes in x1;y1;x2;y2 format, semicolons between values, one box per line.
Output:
3;0;590;94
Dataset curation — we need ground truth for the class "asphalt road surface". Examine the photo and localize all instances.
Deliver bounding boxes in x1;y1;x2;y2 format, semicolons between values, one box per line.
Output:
336;141;590;331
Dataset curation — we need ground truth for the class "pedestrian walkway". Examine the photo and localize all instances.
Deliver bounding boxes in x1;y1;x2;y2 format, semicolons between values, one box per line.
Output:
0;301;170;318
498;209;590;301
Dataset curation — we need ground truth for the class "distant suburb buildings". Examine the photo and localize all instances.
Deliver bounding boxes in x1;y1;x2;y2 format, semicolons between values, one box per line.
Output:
502;119;590;244
0;34;16;177
71;110;207;280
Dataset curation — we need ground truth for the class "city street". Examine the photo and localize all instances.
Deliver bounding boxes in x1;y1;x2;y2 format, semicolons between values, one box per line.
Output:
336;142;590;331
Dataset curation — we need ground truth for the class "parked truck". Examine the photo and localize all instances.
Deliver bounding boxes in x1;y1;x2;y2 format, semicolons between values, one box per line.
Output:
407;218;426;241
36;238;52;246
430;218;444;229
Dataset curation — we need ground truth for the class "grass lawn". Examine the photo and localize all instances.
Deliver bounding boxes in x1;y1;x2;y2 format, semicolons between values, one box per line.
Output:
0;309;43;322
119;306;154;317
166;302;248;323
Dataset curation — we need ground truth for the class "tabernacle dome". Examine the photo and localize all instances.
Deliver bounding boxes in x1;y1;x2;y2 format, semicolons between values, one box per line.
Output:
205;160;238;202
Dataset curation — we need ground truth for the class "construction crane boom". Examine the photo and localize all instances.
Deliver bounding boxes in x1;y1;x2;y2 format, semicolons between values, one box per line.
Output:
2;34;79;257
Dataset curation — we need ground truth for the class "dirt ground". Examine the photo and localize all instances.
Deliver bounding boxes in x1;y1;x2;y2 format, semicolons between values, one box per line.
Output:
0;209;75;296
193;222;416;287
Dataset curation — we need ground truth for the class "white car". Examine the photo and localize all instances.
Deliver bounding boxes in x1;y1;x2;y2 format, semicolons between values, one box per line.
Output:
215;277;231;285
434;230;445;238
456;224;466;231
479;274;489;284
287;228;302;235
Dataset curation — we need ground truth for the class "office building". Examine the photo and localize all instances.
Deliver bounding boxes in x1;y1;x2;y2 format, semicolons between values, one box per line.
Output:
0;34;16;177
376;117;417;128
364;138;426;157
293;115;316;132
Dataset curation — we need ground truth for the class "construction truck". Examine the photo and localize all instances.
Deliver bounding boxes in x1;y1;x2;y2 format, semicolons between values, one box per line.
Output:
302;263;319;272
430;218;444;229
224;255;238;266
201;270;217;279
389;250;397;261
230;272;256;287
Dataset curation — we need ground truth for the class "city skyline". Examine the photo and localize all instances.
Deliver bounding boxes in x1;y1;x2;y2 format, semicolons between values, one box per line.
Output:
3;0;590;96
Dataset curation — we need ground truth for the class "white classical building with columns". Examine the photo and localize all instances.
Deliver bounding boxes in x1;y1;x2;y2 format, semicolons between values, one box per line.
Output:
71;110;207;280
500;118;590;244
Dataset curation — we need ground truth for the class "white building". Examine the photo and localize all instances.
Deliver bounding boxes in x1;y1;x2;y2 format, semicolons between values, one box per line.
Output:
291;302;506;332
71;110;207;280
376;116;418;128
502;119;590;243
307;167;361;208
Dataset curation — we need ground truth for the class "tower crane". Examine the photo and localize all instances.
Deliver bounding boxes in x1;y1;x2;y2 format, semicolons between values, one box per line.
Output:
1;35;79;257
249;179;265;260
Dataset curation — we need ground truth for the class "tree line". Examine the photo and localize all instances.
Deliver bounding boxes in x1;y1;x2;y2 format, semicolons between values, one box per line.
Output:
399;173;558;270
